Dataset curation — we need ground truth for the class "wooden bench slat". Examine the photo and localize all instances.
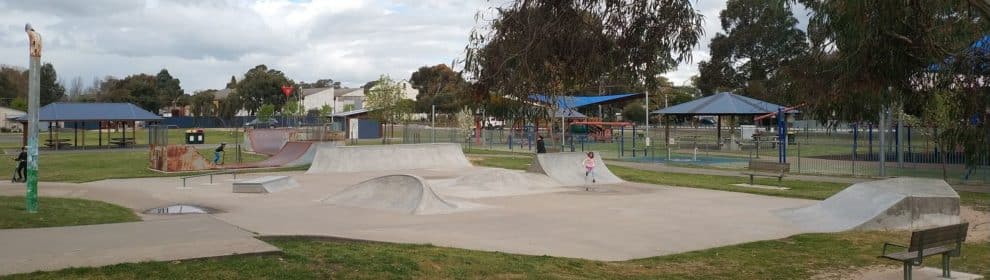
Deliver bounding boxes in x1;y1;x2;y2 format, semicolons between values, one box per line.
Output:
881;246;956;261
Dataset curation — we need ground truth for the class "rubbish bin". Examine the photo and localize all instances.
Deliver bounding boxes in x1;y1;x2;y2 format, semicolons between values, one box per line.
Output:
185;129;205;144
787;132;796;144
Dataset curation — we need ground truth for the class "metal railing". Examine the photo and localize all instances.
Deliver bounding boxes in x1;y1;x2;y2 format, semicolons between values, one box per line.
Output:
179;169;238;188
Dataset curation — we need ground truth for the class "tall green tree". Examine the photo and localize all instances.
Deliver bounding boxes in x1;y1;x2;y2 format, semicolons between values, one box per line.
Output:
465;0;704;144
365;75;409;143
235;65;296;115
40;63;66;106
794;0;988;168
189;90;217;117
696;0;807;103
155;69;185;110
409;64;468;113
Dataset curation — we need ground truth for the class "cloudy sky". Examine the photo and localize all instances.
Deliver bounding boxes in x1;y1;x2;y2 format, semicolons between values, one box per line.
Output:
0;0;808;92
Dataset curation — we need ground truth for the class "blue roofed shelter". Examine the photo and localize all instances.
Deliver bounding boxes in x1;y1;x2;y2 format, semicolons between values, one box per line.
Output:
12;103;163;149
651;92;797;145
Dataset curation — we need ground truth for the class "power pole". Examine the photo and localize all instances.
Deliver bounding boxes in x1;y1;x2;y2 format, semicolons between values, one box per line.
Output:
24;23;41;213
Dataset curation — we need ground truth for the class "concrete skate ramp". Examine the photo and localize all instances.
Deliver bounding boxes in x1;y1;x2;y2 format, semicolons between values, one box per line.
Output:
228;141;335;169
777;177;960;232
306;143;471;174
527;152;623;186
233;176;299;193
245;129;297;155
433;169;566;198
320;174;458;215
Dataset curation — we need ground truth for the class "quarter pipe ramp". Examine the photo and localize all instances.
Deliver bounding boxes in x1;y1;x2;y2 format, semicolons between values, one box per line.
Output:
776;177;960;232
306;143;471;174
244;128;297;155
526;152;623;186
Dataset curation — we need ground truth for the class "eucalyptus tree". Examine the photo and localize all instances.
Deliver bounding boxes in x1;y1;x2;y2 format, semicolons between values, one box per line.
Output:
465;0;705;143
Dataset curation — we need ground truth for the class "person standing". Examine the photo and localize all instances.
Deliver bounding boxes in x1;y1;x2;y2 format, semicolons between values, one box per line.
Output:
536;135;547;153
13;147;26;182
583;151;596;183
214;142;226;165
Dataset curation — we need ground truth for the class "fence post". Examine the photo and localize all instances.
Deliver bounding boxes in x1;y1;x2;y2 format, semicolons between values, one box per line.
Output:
879;108;887;177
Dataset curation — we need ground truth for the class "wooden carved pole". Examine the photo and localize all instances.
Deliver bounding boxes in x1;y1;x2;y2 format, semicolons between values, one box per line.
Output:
25;23;42;213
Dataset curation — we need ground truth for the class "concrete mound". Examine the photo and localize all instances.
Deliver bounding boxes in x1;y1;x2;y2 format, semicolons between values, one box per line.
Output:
433;168;565;198
527;152;623;186
306;143;471;174
777;177;960;232
320;174;458;215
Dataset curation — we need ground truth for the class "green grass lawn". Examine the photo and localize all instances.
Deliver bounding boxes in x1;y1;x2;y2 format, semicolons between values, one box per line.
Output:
0;196;139;229
470;155;990;206
29;128;245;149
0;148;269;183
7;233;987;279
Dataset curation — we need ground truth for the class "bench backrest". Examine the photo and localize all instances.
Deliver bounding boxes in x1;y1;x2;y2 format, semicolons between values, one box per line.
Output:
748;161;790;173
909;223;968;253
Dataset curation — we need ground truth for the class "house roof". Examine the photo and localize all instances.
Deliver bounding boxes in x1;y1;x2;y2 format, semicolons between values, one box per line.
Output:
302;88;332;97
213;88;234;99
331;108;370;117
334;88;362;97
13;102;163;121
529;93;643;109
652;92;795;115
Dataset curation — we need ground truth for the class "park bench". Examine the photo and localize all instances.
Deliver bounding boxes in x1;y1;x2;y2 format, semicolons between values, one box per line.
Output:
741;160;789;185
879;223;969;280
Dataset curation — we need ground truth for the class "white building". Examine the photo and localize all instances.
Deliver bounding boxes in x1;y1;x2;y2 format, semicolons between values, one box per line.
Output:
0;106;25;130
395;80;419;101
333;88;365;113
301;87;334;111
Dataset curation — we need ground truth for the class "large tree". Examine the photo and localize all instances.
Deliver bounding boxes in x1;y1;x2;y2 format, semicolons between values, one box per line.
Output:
235;65;296;114
155;69;185;110
189;90;217;117
465;0;704;143
409;64;468;113
795;0;988;169
365;75;410;143
40;63;66;106
696;0;807;103
465;0;703;97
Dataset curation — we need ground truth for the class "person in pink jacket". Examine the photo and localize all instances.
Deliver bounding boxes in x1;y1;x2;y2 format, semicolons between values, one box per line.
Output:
583;152;596;183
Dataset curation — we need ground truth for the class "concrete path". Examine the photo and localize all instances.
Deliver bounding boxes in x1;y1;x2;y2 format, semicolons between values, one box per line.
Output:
0;215;278;276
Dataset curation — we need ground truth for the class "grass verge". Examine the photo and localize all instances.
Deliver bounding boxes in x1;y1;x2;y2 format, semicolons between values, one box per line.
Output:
0;196;139;229
0;149;268;183
7;233;987;279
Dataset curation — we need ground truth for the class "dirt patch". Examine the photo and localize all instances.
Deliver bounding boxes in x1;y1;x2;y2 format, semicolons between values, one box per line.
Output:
961;206;990;242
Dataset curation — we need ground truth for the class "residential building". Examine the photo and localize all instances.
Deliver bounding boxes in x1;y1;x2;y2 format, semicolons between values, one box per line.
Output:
301;87;334;111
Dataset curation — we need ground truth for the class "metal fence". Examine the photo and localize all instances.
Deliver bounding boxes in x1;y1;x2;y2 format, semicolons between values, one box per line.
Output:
374;121;989;186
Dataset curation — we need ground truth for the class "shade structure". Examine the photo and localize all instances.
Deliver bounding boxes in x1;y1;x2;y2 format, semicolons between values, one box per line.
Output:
652;92;795;116
551;107;587;119
13;102;162;122
529;93;643;109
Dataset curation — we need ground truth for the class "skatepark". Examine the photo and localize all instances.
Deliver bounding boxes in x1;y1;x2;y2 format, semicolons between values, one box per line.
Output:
1;140;977;277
